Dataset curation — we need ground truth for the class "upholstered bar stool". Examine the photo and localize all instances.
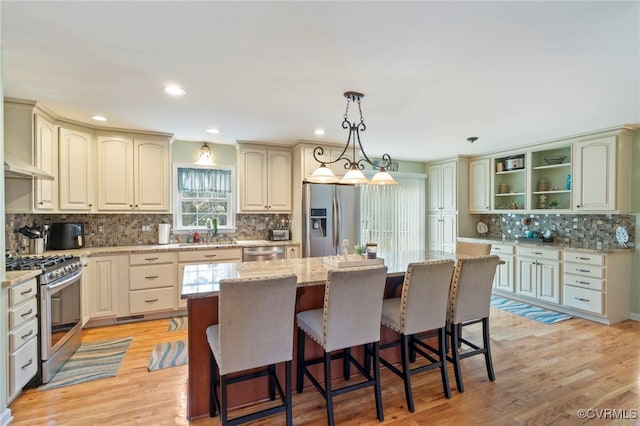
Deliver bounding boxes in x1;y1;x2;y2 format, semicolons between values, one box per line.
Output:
205;273;298;426
455;241;492;256
446;255;500;393
379;259;456;412
296;266;388;426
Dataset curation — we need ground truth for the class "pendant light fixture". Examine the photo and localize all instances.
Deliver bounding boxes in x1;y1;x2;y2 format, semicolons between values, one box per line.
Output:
307;91;396;185
195;143;215;166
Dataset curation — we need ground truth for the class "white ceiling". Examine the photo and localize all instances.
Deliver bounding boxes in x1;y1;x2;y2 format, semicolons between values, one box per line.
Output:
2;1;639;162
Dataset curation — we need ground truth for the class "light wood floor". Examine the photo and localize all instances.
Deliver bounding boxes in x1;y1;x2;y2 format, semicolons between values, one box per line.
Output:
8;308;640;425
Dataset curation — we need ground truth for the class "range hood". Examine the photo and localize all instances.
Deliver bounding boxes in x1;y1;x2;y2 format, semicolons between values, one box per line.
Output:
4;153;54;180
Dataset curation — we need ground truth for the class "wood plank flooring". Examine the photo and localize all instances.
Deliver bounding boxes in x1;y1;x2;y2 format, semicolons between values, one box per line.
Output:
8;308;640;425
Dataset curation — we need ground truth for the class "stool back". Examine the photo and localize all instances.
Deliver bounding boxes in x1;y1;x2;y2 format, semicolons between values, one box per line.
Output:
448;256;500;325
455;241;491;256
217;273;298;374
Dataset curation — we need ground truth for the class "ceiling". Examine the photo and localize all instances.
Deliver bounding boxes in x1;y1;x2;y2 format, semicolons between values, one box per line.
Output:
2;1;639;162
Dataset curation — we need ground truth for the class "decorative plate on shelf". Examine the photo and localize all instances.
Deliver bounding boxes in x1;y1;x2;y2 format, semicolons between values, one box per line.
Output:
615;226;629;248
476;221;489;237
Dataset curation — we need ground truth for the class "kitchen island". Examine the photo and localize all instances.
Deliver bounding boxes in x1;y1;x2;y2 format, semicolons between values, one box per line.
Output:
182;251;458;420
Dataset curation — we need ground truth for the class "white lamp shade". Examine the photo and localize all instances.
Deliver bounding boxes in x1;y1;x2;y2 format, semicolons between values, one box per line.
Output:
195;144;215;166
307;165;339;183
369;170;397;185
340;168;369;185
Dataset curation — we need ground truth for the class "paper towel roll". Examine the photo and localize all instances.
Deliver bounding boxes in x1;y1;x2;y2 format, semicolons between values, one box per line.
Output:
158;223;171;245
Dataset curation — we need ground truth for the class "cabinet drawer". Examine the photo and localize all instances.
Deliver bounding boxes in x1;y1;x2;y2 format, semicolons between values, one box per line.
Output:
130;264;177;290
178;248;242;263
563;285;604;315
564;263;604;279
516;246;560;260
9;317;38;352
130;252;177;266
9;337;38;397
9;298;38;329
9;278;38;307
491;244;514;255
129;287;174;314
563;251;605;266
563;274;604;291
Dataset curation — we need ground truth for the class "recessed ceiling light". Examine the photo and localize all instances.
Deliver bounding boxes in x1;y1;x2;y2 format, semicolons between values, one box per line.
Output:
206;128;220;134
314;129;325;136
91;115;107;122
164;84;186;96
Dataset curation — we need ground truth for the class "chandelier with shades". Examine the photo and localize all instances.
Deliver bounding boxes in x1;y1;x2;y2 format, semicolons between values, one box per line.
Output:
307;91;397;185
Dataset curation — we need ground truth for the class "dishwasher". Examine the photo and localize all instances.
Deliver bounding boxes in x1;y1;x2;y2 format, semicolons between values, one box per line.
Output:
242;245;286;262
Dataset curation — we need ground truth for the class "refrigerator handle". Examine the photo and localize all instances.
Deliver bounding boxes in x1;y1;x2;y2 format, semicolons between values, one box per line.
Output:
334;196;340;250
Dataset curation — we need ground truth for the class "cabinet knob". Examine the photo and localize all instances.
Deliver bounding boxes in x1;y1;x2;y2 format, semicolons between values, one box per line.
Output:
39;202;43;205
89;204;93;207
130;204;133;207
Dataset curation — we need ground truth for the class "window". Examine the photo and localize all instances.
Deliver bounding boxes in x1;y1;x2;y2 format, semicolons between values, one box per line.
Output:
360;174;426;254
173;164;235;231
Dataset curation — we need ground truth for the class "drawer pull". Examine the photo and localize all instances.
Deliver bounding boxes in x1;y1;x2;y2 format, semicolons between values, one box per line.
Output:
20;288;33;296
577;269;591;273
204;254;217;258
533;252;543;255
577;257;591;260
21;359;33;370
20;309;33;318
144;257;159;261
145;275;159;280
144;298;159;304
575;297;590;302
21;330;34;340
577;281;590;285
493;247;502;251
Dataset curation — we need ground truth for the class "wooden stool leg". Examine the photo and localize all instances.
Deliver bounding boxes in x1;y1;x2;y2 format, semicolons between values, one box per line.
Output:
451;323;464;392
483;318;496;381
324;351;335;426
285;360;293;426
400;334;415;412
296;328;305;393
372;341;384;421
438;327;451;398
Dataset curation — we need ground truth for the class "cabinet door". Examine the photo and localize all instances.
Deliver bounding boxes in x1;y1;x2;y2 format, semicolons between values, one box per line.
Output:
427;213;442;251
440;161;457;211
88;257;120;318
239;148;268;211
97;136;134;210
34;114;57;211
493;255;514;292
573;136;616;211
516;258;537;297
441;213;457;254
134;139;170;211
469;158;491;212
59;127;94;211
427;164;441;211
537;260;560;303
267;150;292;211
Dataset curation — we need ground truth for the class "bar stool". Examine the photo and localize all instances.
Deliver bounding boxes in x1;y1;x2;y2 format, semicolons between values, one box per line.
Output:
455;241;492;256
206;273;298;426
379;259;456;412
446;255;500;392
296;266;388;426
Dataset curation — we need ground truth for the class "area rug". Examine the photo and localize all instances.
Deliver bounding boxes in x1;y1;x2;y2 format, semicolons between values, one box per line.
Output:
490;296;572;324
38;337;133;391
167;316;188;331
148;340;188;371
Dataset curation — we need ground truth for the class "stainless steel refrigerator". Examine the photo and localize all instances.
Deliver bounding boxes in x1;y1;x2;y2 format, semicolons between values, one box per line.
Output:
302;182;361;257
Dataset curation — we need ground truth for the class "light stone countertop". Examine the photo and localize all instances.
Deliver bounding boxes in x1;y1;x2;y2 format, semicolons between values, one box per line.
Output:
2;270;41;287
457;236;633;254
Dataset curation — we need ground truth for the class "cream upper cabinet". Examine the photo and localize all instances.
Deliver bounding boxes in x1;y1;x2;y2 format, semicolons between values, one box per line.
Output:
469;158;491;212
34;114;58;211
427;161;456;211
59;127;94;211
238;145;292;212
572;132;631;213
301;144;357;179
97;135;170;212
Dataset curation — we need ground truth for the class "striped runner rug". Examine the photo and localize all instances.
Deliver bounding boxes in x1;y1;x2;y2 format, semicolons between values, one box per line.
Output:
490;296;572;324
38;337;133;391
148;340;188;371
167;316;188;331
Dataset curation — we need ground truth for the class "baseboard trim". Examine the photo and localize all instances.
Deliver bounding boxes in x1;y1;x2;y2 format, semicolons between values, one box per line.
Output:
629;313;640;322
0;407;14;426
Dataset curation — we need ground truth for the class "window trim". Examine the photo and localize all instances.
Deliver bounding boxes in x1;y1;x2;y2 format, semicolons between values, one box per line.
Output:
172;162;236;233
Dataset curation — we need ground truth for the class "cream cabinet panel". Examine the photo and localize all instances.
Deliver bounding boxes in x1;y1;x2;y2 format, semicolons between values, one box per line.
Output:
469;158;491;212
427;212;456;253
97;136;134;210
302;144;358;179
59;127;94;211
427;161;456;211
34;114;58;211
88;256;126;318
239;146;292;212
285;244;300;259
134;139;170;211
572;136;617;211
516;247;560;303
491;244;514;292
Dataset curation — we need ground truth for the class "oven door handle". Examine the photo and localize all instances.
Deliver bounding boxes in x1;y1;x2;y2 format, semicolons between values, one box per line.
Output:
46;270;82;291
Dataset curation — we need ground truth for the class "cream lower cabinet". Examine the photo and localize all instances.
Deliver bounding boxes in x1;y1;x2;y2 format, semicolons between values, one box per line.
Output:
7;277;39;403
177;248;243;308
491;243;514;292
285;244;300;259
238;145;292;212
88;255;128;319
129;252;177;314
515;247;560;304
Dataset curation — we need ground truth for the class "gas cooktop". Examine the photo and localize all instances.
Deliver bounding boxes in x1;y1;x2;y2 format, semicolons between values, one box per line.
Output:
5;254;77;272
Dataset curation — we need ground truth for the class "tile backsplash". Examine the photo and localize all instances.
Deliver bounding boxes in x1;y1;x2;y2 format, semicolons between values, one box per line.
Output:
475;213;635;250
5;213;292;254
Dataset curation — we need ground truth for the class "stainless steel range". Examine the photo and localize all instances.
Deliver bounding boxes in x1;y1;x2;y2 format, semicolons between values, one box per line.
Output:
6;254;84;384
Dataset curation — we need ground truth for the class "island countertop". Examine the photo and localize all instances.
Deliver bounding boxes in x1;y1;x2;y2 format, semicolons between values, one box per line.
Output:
182;251;457;299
